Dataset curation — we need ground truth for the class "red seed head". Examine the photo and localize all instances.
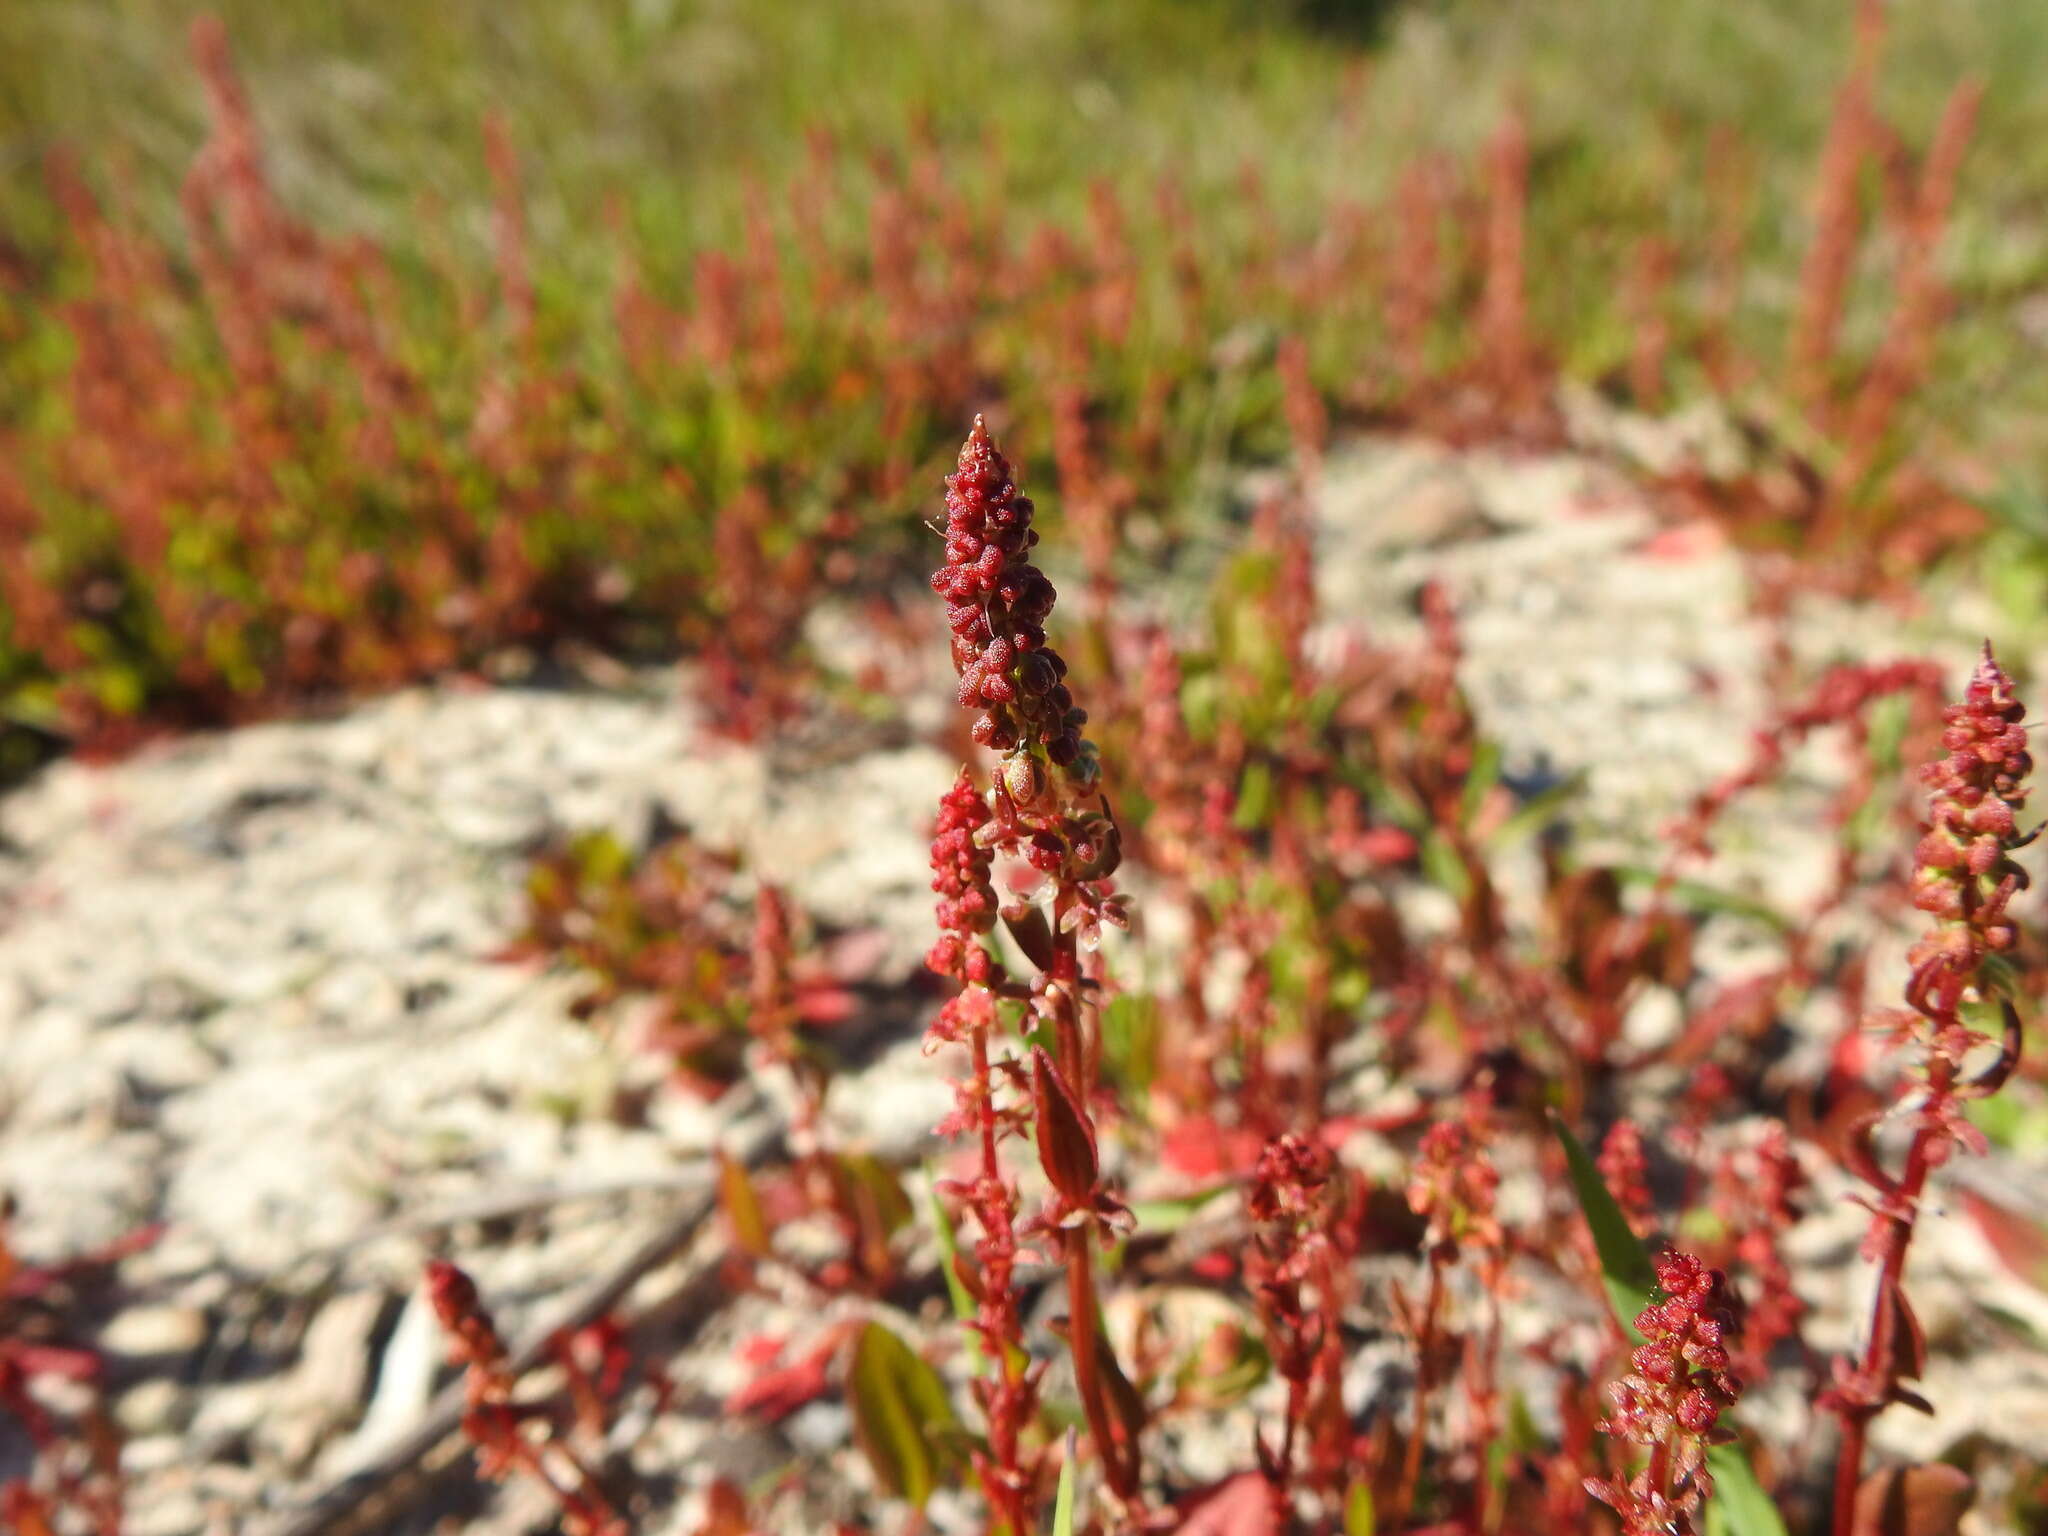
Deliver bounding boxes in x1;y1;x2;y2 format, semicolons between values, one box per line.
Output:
930;419;1085;768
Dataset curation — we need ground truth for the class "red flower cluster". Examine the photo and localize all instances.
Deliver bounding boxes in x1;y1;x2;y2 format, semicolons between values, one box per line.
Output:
1247;1134;1337;1385
931;416;1084;764
926;769;999;987
1598;1119;1655;1238
1587;1252;1743;1536
1407;1118;1503;1255
1831;645;2033;1525
1905;643;2033;1029
1245;1133;1351;1512
924;418;1144;1515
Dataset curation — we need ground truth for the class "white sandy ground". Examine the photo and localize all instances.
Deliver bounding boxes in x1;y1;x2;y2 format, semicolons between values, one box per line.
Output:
2;413;2044;1533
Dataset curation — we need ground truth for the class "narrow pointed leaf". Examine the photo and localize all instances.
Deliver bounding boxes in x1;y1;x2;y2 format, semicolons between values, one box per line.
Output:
716;1148;772;1260
1550;1111;1656;1333
1049;1429;1078;1536
1343;1480;1376;1535
1705;1444;1790;1536
924;1164;984;1375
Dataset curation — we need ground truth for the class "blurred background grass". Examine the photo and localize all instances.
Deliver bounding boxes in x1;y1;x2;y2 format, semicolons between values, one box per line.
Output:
5;0;2045;455
7;0;2048;742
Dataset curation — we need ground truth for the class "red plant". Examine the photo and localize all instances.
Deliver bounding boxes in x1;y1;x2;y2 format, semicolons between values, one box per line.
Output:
1245;1132;1355;1520
1586;1252;1745;1536
0;1211;159;1536
1395;1110;1508;1527
1827;644;2033;1532
1789;0;1885;411
926;418;1144;1521
423;1260;627;1536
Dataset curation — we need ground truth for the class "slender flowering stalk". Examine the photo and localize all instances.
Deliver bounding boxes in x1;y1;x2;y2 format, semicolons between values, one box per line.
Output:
423;1261;625;1536
1711;1126;1808;1381
926;773;1039;1529
927;417;1142;1517
1395;1112;1504;1525
1586;1252;1744;1536
1245;1133;1348;1521
1827;644;2033;1533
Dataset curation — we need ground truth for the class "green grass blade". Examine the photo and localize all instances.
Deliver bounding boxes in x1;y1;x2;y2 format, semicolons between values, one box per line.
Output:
924;1163;984;1375
1049;1429;1078;1536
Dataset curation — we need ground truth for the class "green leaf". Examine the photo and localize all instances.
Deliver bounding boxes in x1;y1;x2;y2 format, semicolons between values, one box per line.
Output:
1550;1111;1656;1333
1049;1429;1079;1536
1612;865;1793;935
1485;769;1588;851
1460;737;1503;826
1234;758;1274;830
837;1150;914;1239
1551;1113;1788;1536
1343;1479;1376;1535
848;1322;960;1511
1101;993;1162;1098
715;1148;772;1260
1419;830;1473;906
1126;1182;1233;1234
1704;1444;1789;1536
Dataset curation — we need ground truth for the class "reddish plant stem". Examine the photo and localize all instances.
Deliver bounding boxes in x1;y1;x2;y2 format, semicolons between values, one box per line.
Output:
1052;914;1139;1505
1394;1251;1448;1524
966;1023;1029;1532
1064;1236;1135;1501
1829;1056;1953;1536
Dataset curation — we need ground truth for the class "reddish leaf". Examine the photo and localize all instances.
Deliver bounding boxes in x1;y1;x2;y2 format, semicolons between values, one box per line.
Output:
1031;1047;1100;1204
793;982;858;1024
1355;826;1419;865
1961;1189;2048;1289
821;926;894;982
1160;1115;1264;1182
723;1333;840;1422
1002;903;1058;972
1850;1463;1974;1536
695;1478;754;1536
1876;1277;1928;1397
1174;1472;1279;1536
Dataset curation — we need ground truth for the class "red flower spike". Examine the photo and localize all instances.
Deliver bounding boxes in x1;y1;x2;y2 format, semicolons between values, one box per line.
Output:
1587;1251;1744;1536
1904;644;2033;1035
1833;645;2034;1536
930;417;1083;765
922;417;1142;1514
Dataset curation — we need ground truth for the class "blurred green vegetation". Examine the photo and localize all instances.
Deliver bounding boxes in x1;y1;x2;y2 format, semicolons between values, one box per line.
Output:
5;0;2045;468
4;0;2048;752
